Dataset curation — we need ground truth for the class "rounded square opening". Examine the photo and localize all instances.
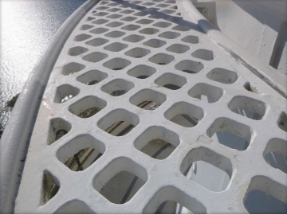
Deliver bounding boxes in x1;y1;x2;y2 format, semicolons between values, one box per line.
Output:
264;138;287;173
180;147;232;192
98;109;139;136
54;84;80;103
134;126;180;159
103;58;131;71
149;53;174;65
125;47;150;58
101;79;134;97
206;68;238;84
244;176;287;213
61;62;85;76
207;117;253;151
130;89;166;110
164;102;204;127
143;39;166;48
93;157;147;204
76;70;108;85
228;96;266;120
56;134;105;171
188;83;223;103
175;60;204;74
82;52;108;63
127;65;156;79
69;96;107;119
155;73;187;90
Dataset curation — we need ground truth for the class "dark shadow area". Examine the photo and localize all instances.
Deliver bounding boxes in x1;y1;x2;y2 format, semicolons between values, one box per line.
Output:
112;0;203;33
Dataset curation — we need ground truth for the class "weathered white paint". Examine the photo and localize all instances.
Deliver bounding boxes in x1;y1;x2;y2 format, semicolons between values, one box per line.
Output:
1;0;287;213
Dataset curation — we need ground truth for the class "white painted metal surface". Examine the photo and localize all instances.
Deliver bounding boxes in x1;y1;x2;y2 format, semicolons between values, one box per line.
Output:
7;0;287;213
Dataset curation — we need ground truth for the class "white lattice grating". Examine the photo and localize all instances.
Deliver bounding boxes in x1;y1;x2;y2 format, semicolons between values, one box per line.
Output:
15;0;287;213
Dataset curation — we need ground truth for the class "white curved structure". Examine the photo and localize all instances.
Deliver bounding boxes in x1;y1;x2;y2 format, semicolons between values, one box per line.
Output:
1;0;287;213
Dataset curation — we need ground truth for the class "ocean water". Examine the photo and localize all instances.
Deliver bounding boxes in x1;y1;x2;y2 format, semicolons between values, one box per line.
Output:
0;0;86;134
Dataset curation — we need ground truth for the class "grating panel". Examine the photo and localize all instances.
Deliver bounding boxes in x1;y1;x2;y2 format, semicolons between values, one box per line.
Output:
15;0;287;213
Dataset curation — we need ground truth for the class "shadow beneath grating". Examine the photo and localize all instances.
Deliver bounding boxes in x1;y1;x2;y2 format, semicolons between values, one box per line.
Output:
111;0;203;33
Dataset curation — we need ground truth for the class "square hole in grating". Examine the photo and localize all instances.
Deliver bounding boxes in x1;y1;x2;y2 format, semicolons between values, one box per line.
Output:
121;24;141;31
134;126;179;159
149;53;174;65
192;49;214;61
61;62;85;76
92;19;109;25
106;21;124;27
130;89;166;110
207;117;253;151
56;200;94;213
101;79;134;97
120;9;135;14
167;16;182;22
136;19;154;24
68;46;88;56
69;96;107;119
107;8;121;12
85;38;109;47
54;84;80;103
105;30;126;38
103;58;131;71
244;176;287;213
56;134;105;171
142;2;155;6
107;14;123;19
180;147;232;192
181;35;199;44
207;68;238;84
244;82;260;94
123;34;145;43
153;21;172;28
128;65;156;79
164;102;204;127
76;70;108;85
74;34;92;42
90;27;109;34
82;52;108;63
166;44;189;54
134;11;148;17
80;24;93;30
139;28;159;35
188;83;223;103
48;118;71;145
228;96;266;120
125;47;150;58
175;60;204;74
41;171;60;205
144;39;166;48
93;157;147;204
172;25;190;31
96;6;109;10
98;109;139;136
107;2;119;6
155;73;187;90
157;3;169;7
264;138;287;174
278;112;287;132
121;16;137;22
159;31;180;39
104;42;128;52
161;9;175;14
93;12;108;17
86;16;95;21
144;186;206;213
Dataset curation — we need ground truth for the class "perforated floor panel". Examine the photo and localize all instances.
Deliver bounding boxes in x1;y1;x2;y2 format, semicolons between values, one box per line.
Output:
15;0;287;213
